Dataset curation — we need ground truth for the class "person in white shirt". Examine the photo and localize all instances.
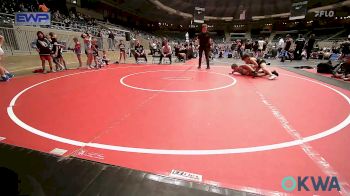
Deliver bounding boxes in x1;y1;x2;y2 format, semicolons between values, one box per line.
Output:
159;39;172;64
257;37;265;58
278;37;285;51
0;35;14;81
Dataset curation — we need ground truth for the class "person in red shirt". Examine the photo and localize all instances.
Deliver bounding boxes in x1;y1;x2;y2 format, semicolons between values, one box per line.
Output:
38;3;49;12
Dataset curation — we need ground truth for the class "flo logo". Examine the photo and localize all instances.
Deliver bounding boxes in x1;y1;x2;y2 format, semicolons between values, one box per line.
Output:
281;176;340;192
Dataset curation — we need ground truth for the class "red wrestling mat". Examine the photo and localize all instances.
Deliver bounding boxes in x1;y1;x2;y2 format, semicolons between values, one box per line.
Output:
1;63;350;195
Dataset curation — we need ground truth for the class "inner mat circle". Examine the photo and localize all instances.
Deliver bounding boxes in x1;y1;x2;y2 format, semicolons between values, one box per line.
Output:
120;70;237;93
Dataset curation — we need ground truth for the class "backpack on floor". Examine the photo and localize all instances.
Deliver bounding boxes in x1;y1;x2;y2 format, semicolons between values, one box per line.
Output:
317;62;333;74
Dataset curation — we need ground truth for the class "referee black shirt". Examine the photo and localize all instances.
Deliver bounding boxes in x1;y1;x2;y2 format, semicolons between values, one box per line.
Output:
198;32;211;49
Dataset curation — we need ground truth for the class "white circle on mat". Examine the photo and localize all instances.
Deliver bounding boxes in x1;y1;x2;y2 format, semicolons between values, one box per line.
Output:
120;70;236;93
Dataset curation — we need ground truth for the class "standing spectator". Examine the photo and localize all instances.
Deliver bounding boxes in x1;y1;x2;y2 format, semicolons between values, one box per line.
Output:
340;35;350;63
237;40;243;58
118;40;126;64
252;40;259;57
36;31;53;73
230;41;237;52
245;39;252;53
305;34;316;60
49;32;67;71
91;38;100;68
73;37;82;68
19;3;28;12
97;30;103;49
277;37;285;55
108;31;115;50
0;35;14;81
280;34;293;62
257;37;265;58
82;33;93;69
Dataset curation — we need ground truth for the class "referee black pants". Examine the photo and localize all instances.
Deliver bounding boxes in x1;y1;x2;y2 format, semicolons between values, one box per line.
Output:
198;47;210;68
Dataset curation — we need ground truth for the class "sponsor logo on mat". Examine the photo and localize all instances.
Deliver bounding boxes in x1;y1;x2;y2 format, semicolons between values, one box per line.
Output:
50;148;67;156
0;137;6;142
282;176;340;192
169;169;202;182
77;150;104;160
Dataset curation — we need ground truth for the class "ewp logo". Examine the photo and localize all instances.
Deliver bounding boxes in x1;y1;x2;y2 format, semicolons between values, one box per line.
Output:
15;12;51;26
282;176;340;192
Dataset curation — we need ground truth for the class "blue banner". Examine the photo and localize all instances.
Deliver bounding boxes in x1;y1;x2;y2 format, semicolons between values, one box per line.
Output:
15;12;51;26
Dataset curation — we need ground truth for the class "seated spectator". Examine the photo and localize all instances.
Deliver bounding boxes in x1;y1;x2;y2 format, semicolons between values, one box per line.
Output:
159;40;172;64
149;40;157;55
174;42;186;61
102;50;110;65
134;40;147;62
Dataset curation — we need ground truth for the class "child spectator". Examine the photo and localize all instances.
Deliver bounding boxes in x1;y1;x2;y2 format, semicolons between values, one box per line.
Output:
73;37;83;68
49;32;67;71
102;50;110;65
118;40;126;64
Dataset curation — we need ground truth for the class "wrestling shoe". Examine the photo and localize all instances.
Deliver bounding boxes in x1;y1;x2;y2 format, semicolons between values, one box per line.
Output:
1;75;9;81
272;70;279;77
252;71;258;78
6;73;14;78
268;74;277;80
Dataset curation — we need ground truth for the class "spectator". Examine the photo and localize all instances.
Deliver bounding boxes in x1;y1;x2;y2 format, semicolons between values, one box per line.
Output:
134;40;147;62
36;31;53;73
49;32;67;71
102;50;110;65
82;33;93;69
277;37;285;54
118;40;126;64
159;39;172;64
305;34;316;60
19;3;28;12
72;37;82;68
108;31;115;50
0;35;14;81
257;37;265;58
294;34;306;60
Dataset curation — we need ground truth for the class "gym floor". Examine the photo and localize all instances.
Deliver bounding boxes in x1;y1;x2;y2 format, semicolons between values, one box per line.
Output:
1;54;350;195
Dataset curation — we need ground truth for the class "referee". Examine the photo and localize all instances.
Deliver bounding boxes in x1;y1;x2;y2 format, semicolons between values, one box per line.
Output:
198;24;211;69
